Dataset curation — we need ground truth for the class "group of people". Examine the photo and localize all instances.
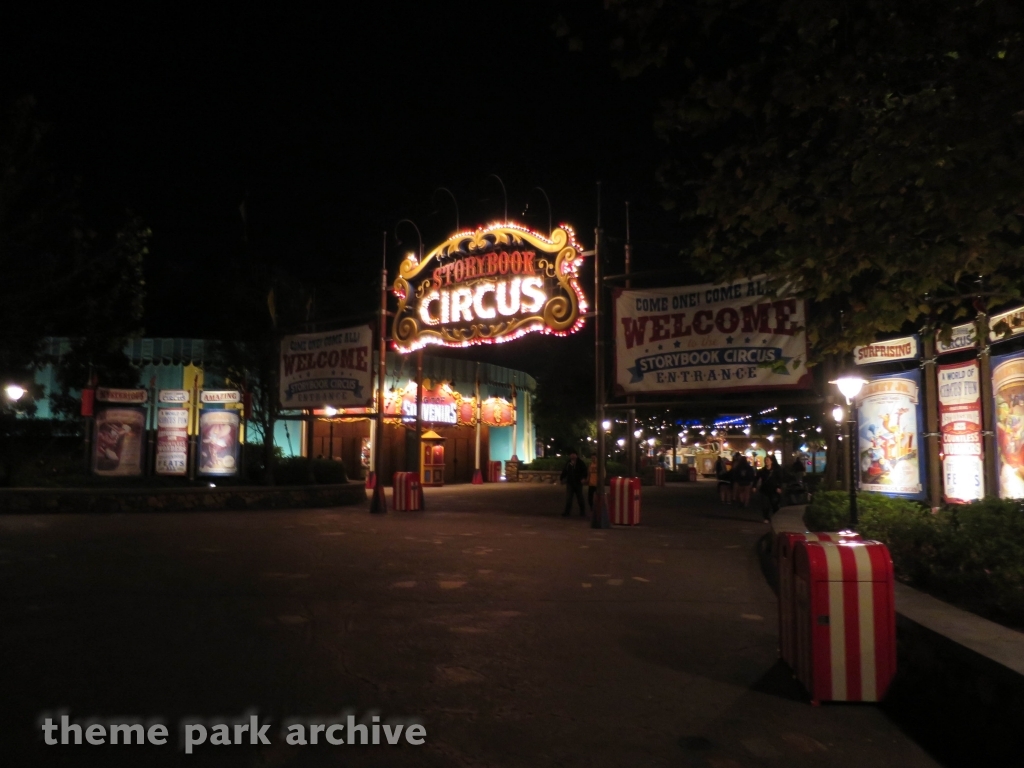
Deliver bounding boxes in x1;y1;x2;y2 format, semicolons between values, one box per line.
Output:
558;449;802;522
715;452;789;522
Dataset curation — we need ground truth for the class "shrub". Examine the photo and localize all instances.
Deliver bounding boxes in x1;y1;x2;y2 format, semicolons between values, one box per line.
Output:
931;499;1024;623
523;458;628;479
803;490;851;532
525;458;567;472
273;457;348;485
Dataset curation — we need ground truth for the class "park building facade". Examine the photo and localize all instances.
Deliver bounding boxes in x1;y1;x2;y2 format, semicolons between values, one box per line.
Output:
29;337;536;483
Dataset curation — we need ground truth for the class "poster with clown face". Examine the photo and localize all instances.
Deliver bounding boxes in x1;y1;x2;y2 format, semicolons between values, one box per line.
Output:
856;370;926;499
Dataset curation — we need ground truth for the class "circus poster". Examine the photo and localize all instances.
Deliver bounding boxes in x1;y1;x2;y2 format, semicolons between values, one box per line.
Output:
856;370;926;500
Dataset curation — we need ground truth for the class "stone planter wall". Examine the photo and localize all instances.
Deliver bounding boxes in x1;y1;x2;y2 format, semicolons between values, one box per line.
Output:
0;483;367;514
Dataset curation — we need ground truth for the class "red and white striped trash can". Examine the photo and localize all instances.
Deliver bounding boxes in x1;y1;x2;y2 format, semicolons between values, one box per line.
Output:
608;477;641;525
792;539;896;705
488;460;502;482
391;471;422;511
653;466;665;486
777;531;861;670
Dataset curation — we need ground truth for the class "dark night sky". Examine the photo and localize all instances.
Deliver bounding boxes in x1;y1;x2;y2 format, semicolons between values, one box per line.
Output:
1;3;684;377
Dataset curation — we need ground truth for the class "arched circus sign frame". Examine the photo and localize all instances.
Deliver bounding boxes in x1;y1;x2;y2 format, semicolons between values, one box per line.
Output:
391;222;587;353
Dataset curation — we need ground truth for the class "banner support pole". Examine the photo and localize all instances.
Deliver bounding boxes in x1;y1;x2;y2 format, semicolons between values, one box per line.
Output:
921;334;943;510
977;313;999;499
370;232;389;513
592;182;610;529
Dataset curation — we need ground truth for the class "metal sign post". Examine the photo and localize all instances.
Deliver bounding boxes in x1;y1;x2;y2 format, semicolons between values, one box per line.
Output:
370;232;389;514
592;184;610;528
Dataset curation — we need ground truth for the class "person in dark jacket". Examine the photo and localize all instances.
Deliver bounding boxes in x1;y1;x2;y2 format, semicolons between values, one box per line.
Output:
560;450;588;517
756;454;784;522
733;455;755;508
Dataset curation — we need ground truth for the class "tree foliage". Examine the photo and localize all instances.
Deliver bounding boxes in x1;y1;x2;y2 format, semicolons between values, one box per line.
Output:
606;0;1024;359
0;97;148;418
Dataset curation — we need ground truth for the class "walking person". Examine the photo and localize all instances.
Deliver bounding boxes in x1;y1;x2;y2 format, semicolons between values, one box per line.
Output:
587;453;598;510
715;454;732;503
560;450;588;517
734;454;755;508
757;454;784;523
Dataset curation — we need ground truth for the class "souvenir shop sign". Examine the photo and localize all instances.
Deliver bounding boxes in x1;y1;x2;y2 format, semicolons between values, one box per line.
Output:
856;371;926;500
853;336;920;365
992;350;1024;499
938;360;984;503
613;277;811;395
279;325;374;408
391;223;587;353
384;382;475;426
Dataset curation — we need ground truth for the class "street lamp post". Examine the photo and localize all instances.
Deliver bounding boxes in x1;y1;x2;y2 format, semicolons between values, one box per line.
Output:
831;376;867;528
395;219;425;483
324;406;336;460
370;232;389;514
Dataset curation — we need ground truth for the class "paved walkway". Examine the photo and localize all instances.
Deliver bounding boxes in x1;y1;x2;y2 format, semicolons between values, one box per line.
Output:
1;482;941;767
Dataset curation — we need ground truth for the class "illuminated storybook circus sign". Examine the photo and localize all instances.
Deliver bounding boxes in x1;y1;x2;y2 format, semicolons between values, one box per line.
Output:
391;223;587;353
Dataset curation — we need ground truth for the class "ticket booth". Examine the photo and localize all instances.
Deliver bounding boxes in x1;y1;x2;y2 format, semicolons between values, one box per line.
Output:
420;430;446;487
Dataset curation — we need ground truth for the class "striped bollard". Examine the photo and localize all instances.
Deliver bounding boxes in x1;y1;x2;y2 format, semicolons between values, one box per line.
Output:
608;477;641;525
792;540;896;705
777;531;861;670
392;472;422;511
654;466;665;486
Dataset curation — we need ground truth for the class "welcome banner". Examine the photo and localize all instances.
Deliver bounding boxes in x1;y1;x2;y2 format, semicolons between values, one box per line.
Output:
279;325;374;409
613;278;810;395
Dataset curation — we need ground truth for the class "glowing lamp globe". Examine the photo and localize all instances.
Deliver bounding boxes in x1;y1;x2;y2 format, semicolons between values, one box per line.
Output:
833;376;867;403
4;384;25;402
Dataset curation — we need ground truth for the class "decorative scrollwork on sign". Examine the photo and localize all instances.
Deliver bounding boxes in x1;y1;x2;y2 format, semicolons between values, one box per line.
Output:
391;222;587;353
535;258;558;278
